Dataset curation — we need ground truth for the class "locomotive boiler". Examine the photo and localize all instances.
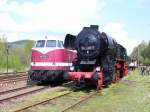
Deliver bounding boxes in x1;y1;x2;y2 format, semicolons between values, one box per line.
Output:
65;25;128;90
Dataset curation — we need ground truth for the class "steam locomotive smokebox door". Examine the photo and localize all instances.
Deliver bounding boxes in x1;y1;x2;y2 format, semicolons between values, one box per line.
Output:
76;25;101;59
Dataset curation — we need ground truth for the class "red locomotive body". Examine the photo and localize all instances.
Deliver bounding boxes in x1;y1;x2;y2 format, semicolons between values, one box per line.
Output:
28;37;76;84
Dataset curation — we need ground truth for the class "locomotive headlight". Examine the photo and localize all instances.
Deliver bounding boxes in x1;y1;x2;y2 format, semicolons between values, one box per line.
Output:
96;66;101;72
70;66;74;71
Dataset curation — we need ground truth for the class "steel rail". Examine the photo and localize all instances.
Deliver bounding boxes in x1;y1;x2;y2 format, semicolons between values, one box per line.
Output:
0;86;31;95
0;72;27;75
12;82;75;112
0;77;27;86
0;75;26;79
0;86;49;102
0;73;27;81
61;92;98;112
13;92;73;112
1;76;27;82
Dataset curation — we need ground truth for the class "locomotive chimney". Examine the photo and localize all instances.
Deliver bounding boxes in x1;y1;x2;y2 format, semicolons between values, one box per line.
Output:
90;25;99;30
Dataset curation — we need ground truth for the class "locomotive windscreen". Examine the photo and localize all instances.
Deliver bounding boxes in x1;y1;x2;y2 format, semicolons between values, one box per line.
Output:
46;40;56;47
36;40;45;47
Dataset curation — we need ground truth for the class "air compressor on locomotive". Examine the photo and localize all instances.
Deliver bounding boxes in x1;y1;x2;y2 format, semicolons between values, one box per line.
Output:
64;25;128;90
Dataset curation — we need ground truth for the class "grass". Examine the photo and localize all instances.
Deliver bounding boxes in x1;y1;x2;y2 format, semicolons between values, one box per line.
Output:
1;70;150;112
68;70;150;112
0;87;71;112
30;90;94;112
0;84;96;112
125;70;150;82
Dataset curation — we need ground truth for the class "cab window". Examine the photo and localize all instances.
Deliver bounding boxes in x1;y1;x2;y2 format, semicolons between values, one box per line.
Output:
46;40;56;47
36;40;45;47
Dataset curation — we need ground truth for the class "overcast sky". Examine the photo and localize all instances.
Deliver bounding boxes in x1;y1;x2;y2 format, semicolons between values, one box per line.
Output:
0;0;150;54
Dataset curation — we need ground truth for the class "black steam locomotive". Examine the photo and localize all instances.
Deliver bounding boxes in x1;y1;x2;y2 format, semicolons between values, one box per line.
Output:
64;25;128;90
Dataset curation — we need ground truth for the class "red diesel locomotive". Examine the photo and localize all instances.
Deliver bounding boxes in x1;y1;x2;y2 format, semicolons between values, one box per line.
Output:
28;37;76;84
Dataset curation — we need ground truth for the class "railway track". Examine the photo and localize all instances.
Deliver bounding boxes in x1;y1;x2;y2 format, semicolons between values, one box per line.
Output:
1;75;27;82
0;73;27;87
0;81;73;103
12;89;98;112
61;92;97;112
0;86;49;102
0;86;30;95
0;72;27;79
0;71;26;75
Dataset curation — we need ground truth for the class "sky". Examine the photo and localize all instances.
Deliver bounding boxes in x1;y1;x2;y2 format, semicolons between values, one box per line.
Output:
0;0;150;54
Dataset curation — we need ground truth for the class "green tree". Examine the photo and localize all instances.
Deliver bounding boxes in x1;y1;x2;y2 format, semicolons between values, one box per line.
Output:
141;41;150;65
0;38;7;71
143;58;150;65
130;40;147;64
24;41;34;66
131;40;150;65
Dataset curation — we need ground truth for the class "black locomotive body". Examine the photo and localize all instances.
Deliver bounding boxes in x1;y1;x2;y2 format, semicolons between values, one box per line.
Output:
65;25;128;90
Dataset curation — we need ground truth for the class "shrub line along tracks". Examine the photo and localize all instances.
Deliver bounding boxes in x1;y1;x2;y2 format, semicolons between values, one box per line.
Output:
12;89;98;112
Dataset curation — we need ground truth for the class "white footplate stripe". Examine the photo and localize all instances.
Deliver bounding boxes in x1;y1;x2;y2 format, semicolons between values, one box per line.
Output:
31;62;72;66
